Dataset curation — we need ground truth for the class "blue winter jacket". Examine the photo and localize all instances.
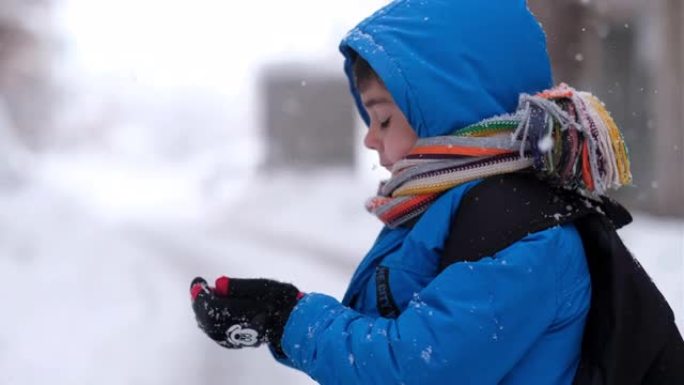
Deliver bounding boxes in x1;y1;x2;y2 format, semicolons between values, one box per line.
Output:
275;1;591;384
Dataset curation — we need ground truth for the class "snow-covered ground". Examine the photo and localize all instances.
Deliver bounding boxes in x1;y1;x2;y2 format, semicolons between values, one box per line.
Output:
0;152;682;385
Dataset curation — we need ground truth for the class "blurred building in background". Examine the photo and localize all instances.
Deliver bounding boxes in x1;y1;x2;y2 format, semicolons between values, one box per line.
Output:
0;0;59;150
260;65;355;170
529;0;684;217
0;0;60;187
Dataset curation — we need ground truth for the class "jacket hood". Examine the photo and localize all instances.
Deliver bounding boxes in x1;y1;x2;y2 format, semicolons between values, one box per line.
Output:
339;0;553;138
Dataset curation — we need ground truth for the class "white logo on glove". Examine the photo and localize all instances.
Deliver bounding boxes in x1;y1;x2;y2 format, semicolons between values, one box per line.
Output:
226;324;259;346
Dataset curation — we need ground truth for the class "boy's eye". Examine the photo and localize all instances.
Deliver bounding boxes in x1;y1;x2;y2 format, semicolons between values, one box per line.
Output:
380;117;391;129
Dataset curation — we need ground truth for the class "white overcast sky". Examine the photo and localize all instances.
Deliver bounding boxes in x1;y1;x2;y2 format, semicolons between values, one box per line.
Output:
56;0;390;89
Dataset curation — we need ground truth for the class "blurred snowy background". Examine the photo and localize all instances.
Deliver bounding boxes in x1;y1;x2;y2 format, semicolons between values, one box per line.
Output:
0;0;682;384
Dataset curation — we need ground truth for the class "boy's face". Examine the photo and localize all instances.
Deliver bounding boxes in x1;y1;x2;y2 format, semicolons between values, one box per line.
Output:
360;79;418;172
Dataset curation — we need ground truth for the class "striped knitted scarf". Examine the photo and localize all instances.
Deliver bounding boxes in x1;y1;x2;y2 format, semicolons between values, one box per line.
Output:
366;83;632;228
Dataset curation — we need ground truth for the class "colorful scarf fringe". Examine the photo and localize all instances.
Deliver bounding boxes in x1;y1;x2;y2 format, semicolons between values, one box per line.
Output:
367;84;632;228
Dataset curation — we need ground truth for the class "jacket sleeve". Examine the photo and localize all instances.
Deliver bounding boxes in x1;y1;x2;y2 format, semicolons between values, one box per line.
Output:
276;225;589;385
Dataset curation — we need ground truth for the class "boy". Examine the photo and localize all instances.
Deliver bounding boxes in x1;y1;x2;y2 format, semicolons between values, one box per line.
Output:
190;1;683;384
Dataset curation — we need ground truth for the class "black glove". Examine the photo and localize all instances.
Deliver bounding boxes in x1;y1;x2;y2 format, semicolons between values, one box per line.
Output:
190;276;302;353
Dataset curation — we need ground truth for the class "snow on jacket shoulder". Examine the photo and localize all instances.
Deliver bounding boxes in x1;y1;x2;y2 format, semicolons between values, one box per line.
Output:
278;182;590;385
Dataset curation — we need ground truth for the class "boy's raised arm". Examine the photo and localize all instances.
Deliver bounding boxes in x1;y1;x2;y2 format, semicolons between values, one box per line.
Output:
278;226;588;384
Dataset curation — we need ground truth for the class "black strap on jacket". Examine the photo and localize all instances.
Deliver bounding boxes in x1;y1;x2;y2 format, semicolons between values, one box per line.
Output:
440;172;603;269
375;266;400;319
437;173;684;385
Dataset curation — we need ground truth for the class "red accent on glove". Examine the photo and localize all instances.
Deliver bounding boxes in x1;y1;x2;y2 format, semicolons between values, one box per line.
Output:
215;276;230;297
190;283;204;301
296;292;305;300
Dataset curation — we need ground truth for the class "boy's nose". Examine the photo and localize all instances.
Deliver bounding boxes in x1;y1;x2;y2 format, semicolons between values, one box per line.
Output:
364;127;381;151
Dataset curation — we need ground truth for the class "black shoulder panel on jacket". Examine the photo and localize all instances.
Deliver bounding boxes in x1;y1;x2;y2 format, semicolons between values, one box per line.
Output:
440;172;594;271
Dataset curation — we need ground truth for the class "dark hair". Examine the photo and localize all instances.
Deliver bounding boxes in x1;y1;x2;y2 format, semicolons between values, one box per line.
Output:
353;56;383;92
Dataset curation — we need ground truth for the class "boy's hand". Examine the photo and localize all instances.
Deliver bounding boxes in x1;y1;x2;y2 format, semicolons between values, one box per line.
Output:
190;276;303;353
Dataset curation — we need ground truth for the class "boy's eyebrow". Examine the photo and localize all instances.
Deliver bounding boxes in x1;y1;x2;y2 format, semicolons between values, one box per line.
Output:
363;97;392;108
